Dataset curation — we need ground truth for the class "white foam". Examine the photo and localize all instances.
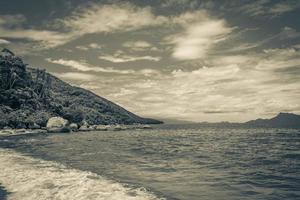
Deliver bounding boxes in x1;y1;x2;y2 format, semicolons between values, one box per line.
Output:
0;149;164;200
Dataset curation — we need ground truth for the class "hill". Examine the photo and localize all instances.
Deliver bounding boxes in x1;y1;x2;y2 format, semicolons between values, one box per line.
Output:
244;112;300;128
0;48;162;129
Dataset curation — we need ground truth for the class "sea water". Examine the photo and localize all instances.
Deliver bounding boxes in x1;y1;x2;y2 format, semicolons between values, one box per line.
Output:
0;124;299;200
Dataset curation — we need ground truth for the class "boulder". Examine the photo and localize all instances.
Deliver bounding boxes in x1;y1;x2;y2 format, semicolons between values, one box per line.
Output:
78;125;91;132
0;129;15;136
69;123;78;131
142;125;152;129
78;120;92;131
46;117;68;129
46;117;70;133
95;125;108;131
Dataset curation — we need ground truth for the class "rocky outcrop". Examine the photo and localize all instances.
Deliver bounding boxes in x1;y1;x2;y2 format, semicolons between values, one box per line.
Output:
46;117;70;133
46;117;68;128
0;49;163;129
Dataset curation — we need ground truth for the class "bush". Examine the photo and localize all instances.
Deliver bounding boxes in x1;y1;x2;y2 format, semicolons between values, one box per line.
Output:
62;107;85;123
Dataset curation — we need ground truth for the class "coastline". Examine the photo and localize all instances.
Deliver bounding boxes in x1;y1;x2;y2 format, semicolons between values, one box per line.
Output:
0;124;153;137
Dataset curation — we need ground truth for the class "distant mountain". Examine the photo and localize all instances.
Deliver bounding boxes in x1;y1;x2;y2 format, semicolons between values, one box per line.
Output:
244;112;300;128
190;113;300;129
0;48;162;129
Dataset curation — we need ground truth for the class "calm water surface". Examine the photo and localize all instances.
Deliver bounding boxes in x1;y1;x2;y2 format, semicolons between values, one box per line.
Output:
1;125;300;200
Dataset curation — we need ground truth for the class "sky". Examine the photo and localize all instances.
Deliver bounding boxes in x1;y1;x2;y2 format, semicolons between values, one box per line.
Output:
1;0;300;122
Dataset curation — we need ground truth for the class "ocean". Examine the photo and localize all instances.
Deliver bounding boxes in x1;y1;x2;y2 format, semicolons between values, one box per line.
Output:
0;124;299;200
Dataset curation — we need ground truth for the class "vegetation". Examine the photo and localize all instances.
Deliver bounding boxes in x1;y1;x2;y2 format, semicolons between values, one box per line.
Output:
0;48;162;129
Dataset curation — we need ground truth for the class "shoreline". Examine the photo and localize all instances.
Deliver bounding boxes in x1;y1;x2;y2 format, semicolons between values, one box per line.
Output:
0;124;154;137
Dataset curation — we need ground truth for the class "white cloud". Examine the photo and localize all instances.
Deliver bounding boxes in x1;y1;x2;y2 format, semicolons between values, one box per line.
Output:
75;46;89;51
98;48;300;122
239;0;300;17
46;58;135;74
56;72;98;81
166;12;233;60
279;26;300;40
99;55;161;63
269;1;300;15
89;43;103;49
255;48;300;70
60;3;168;35
0;4;168;50
99;50;161;63
122;40;158;51
0;14;74;49
0;39;10;44
76;43;103;51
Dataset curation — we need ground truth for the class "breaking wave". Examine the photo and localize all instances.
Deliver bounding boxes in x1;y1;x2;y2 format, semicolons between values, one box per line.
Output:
0;149;163;200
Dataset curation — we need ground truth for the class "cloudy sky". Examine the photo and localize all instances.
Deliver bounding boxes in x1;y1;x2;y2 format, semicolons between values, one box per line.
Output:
1;0;300;122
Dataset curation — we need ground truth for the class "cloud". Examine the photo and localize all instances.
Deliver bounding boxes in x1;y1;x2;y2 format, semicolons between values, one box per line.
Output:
255;48;300;70
89;43;103;49
46;58;135;74
0;15;74;49
122;40;158;51
59;3;168;35
0;39;10;44
161;0;199;9
98;48;300;122
0;14;26;26
278;26;300;40
0;3;168;50
55;72;98;81
165;11;233;60
75;46;89;51
99;50;161;63
269;1;300;15
76;43;103;51
239;0;300;17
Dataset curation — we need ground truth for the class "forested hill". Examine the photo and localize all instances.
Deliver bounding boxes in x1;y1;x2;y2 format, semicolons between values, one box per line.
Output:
0;48;162;129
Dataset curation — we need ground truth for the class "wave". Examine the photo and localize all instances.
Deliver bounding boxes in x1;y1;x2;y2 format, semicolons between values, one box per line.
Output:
0;149;164;200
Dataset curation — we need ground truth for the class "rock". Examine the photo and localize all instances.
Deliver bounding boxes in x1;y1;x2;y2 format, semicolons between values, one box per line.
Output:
142;125;152;129
112;125;123;131
28;123;40;129
15;129;26;134
69;123;78;131
25;129;47;134
80;120;89;127
95;125;108;131
0;129;15;136
46;117;68;129
78;126;91;132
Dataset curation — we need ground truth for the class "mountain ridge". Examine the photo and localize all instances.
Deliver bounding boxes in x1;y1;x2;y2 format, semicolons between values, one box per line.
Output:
244;112;300;128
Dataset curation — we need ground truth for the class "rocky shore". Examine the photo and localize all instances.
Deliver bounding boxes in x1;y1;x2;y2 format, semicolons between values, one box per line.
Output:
0;117;153;137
